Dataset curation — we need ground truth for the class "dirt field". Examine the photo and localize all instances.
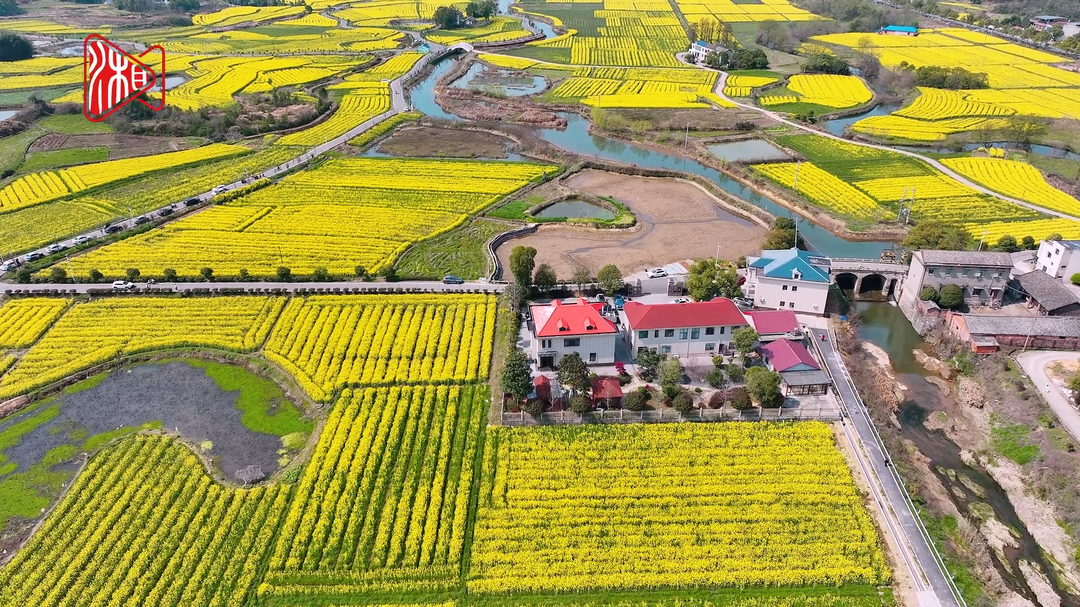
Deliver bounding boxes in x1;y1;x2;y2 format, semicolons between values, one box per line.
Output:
28;133;196;158
496;169;766;278
376;126;513;158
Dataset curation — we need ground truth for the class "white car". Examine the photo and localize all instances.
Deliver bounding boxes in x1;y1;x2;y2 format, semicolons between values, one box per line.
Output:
0;260;15;272
73;235;92;245
111;280;136;291
212;185;228;195
46;243;66;254
646;268;667;278
673;297;691;304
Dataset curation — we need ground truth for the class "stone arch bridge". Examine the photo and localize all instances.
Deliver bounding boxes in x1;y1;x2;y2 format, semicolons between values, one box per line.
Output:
831;258;908;301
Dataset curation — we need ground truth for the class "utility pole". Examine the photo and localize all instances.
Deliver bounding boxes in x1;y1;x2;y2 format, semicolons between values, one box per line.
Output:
978;228;987;251
792;160;800;191
684;122;689;149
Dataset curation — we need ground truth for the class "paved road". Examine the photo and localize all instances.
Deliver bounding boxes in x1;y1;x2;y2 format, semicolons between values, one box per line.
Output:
3;280;505;295
712;74;1080;222
810;327;961;607
1017;350;1080;443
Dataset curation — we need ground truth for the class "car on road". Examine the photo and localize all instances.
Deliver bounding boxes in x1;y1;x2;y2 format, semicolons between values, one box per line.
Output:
613;295;624;310
646;268;667;278
46;243;67;254
158;206;175;217
73;235;92;246
184;198;201;207
26;252;45;261
0;259;18;272
212;185;228;195
104;224;123;234
111;280;136;291
442;275;465;285
673;297;691;304
133;216;150;225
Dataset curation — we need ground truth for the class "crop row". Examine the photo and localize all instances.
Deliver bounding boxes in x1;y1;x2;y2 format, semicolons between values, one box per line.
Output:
852;115;1008;142
894;87;1015;120
963;218;1080;242
276;87;390;146
0;298;70;349
786;74;871;109
752;162;884;221
468;422;890;594
942;157;1080;218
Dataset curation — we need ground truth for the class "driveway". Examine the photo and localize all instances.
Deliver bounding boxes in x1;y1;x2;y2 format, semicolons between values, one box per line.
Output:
1016;351;1080;443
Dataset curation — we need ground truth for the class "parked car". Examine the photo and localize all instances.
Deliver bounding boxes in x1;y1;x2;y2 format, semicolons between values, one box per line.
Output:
158;206;175;217
646;268;667;278
111;280;136;291
613;295;624;310
184;198;201;207
442;275;465;285
73;235;92;245
0;259;18;272
26;252;45;261
133;216;150;225
673;297;691;304
46;243;66;254
212;185;228;195
104;225;123;234
733;297;753;309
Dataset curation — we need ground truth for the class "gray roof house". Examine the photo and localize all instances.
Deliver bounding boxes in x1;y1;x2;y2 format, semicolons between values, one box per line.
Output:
1015;271;1080;316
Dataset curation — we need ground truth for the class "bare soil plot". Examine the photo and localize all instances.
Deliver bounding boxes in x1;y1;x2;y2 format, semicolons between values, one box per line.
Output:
376;126;514;158
496;169;766;278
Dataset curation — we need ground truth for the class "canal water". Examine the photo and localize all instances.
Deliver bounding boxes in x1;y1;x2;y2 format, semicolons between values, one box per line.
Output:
533;199;615;219
822;103;901;137
855;302;1080;606
706;138;790;162
451;62;547;96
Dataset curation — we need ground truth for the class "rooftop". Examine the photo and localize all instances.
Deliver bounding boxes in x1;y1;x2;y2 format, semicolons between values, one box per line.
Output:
780;369;832;386
591;377;623;400
1049;240;1080;250
530;299;618;338
744;310;800;335
622;298;747;330
880;25;918;32
962;314;1080;338
762;339;820;373
748;248;831;283
916;249;1014;268
1015;271;1080;312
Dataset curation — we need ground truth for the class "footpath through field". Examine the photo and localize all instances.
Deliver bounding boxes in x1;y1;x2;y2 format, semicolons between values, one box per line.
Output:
810;326;962;607
713;74;1079;222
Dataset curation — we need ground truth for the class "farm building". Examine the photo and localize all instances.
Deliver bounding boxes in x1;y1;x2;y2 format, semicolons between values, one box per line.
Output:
901;250;1013;308
1030;15;1068;31
948;314;1080;352
878;25;918;36
1035;239;1080;285
743;310;802;342
622;298;748;358
590;377;623;409
744;248;831;315
761;339;830;395
529;299;618;368
1014;271;1080;316
689;40;726;63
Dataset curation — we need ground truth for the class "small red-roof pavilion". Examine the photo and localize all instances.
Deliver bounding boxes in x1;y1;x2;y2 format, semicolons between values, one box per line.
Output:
761;339;820;372
590;377;623;408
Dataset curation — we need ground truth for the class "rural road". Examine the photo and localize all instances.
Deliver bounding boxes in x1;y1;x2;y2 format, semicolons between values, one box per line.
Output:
2;279;505;295
1016;350;1080;443
712;74;1080;222
811;327;961;607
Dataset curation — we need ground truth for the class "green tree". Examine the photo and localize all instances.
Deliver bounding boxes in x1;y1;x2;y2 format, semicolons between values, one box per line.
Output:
996;234;1019;252
671;391;694;413
726;362;744;383
89;269;104;283
277;266;292;281
355;265;367;279
686;258;741;301
1021;235;1036;250
728;386;752;410
1069;372;1080;406
522;397;545;416
1071;273;1080;286
706;367;726;388
902;219;971;251
533;263;557;292
49;267;67;282
238;268;250;282
732;327;759;356
762;227;797;250
571;266;591;294
1048;233;1064;241
938;283;964;309
501;349;533;403
0;0;22;16
313;267;330;281
919;286;939;302
0;33;32;62
126;268;141;282
200;267;214;281
597;264;623;294
569;394;591;414
163;268;178;282
636;348;665;380
659;358;683;398
623;388;649;411
15;267;31;284
556;352;590;395
433;5;464;28
509;245;537;287
745;366;783;408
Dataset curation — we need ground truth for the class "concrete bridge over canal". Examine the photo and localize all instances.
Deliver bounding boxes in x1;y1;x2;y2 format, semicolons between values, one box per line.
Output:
830;258;908;301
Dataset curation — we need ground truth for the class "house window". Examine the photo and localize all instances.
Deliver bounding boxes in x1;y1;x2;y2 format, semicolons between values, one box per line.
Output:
679;329;688;340
927;267;935;274
944;268;952;277
1047;251;1052;258
705;327;715;335
719;326;725;334
638;330;649;339
791;286;798;292
962;268;969;277
691;328;700;339
541;339;551;349
972;288;983;297
654;330;660;338
664;329;675;338
779;301;785;307
660;345;671;354
782;285;789;291
789;302;795;308
589;353;597;362
564;338;580;347
704;342;715;351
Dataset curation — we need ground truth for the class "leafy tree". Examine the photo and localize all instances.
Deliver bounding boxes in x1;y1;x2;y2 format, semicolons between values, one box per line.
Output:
636;348;665;380
762;226;796;250
732;327;759;356
49;267;67;282
597;264;623;294
1072;273;1080;286
902;219;971;251
726;48;768;70
569;394;591;414
0;33;32;61
912;65;988;89
728;386;752;410
501;349;533;403
0;0;20;15
433;5;464;28
937;283;964;309
1021;235;1036;250
623;388;649;411
1048;233;1064;241
277;266;292;281
126;268;141;281
659;358;683;398
380;265;398;281
801;53;850;75
919;286;939;303
163;268;178;281
1069;372;1080;406
89;269;104;283
671;391;694;413
533;263;557;292
726;362;744;383
745;366;783;408
465;1;480;18
238;268;250;282
355;265;367;279
686;258;741;301
996;234;1020;252
708;390;726;408
509;245;537;286
521;397;545;416
15;268;31;284
571;266;591;294
774;217;796;231
556;352;590;395
200;267;214;281
706;367;726;388
312;267;330;281
171;0;199;11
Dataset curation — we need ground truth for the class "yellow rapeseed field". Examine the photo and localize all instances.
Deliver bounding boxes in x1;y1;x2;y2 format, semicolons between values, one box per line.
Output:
942;157;1080;218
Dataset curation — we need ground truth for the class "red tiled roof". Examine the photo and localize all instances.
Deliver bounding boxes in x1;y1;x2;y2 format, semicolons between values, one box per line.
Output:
591;377;623;399
622;298;747;330
745;310;799;335
531;300;617;338
762;339;820;372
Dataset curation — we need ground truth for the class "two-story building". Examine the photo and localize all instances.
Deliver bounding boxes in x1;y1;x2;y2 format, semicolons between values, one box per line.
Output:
1035;239;1080;285
529;299;618;368
622;298;748;358
688;40;726;63
744;248;831;315
901;250;1013;307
